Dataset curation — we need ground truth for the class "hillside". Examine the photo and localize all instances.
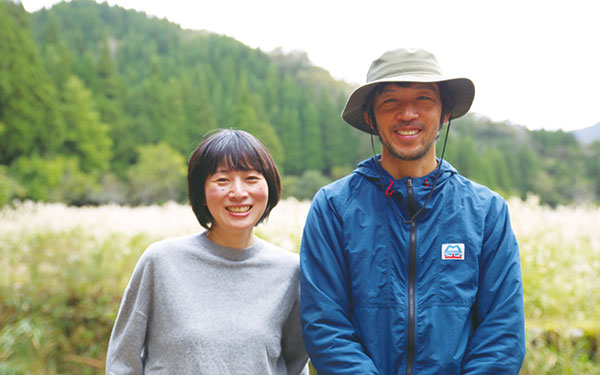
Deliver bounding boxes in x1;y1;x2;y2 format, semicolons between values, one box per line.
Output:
573;122;600;144
0;0;599;206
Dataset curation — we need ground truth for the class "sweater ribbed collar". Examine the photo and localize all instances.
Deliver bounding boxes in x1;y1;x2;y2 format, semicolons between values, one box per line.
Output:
198;231;264;261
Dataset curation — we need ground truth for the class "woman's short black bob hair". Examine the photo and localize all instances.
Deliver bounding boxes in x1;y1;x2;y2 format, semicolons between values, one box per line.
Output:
187;129;281;229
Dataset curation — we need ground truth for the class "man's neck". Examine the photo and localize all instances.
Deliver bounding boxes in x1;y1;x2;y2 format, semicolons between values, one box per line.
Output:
379;152;438;180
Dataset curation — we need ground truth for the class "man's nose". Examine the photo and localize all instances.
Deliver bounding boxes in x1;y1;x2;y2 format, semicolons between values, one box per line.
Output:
395;102;419;121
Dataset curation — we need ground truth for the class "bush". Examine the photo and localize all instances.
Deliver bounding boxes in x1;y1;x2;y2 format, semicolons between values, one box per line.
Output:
89;173;129;205
127;143;187;205
282;170;332;201
0;165;25;207
0;229;152;374
522;327;600;374
9;156;98;205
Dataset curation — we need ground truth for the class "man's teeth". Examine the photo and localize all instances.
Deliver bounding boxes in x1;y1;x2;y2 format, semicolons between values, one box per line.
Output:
227;206;251;213
396;129;419;136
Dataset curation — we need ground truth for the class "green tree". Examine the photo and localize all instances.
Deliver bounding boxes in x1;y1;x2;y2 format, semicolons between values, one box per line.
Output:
301;99;324;171
60;75;112;173
180;68;218;149
0;1;62;163
38;12;73;89
453;136;480;179
586;141;600;201
283;170;332;200
0;165;25;206
10;155;95;204
230;74;284;165
127;143;187;204
513;145;541;199
318;89;345;172
478;150;512;195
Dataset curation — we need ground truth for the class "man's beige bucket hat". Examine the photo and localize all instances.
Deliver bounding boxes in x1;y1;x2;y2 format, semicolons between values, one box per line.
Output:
341;48;475;134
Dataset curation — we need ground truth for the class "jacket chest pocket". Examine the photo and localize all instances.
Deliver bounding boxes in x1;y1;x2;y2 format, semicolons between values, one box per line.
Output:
346;239;398;307
343;206;407;307
435;241;479;306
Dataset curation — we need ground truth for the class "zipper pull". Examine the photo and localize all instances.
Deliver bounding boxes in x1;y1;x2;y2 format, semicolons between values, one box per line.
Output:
407;177;416;215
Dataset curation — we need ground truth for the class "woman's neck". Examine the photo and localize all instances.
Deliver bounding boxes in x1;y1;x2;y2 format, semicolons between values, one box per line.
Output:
206;227;255;249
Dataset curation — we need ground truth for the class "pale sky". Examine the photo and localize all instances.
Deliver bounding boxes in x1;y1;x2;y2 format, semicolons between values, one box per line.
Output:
20;0;600;131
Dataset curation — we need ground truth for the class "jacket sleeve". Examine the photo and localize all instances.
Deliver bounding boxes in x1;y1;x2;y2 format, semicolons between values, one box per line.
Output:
300;189;380;375
461;198;526;374
105;254;153;374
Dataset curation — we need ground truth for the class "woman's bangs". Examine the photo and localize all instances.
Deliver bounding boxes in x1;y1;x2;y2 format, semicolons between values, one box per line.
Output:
214;140;265;174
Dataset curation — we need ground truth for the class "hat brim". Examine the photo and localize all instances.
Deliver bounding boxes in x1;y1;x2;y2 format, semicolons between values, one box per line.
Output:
341;75;475;134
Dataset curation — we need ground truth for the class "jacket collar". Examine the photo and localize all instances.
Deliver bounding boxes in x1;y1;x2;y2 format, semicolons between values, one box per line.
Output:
356;154;456;203
353;155;457;220
355;155;456;187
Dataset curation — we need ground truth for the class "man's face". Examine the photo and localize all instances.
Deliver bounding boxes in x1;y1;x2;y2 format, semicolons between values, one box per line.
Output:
365;82;446;162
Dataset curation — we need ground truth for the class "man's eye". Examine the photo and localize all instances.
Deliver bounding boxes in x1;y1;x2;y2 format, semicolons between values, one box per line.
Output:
418;96;433;101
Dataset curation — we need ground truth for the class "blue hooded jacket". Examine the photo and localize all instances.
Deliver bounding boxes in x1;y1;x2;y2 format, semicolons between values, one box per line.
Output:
300;156;525;375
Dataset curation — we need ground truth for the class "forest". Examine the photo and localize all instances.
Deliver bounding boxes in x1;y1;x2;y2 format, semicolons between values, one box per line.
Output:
1;0;599;207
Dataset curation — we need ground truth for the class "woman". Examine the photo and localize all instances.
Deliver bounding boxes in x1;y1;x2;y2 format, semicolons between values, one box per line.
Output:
106;129;308;374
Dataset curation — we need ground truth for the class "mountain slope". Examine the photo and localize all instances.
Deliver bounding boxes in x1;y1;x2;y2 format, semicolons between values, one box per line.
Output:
573;122;600;144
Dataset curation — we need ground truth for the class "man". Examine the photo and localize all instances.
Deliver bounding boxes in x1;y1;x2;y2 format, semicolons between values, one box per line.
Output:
299;48;525;374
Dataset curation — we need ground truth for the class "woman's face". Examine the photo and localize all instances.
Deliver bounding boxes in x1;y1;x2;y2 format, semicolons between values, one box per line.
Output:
204;167;269;240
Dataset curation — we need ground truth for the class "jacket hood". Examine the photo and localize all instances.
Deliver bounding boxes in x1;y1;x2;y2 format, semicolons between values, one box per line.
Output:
353;155;458;220
354;155;457;189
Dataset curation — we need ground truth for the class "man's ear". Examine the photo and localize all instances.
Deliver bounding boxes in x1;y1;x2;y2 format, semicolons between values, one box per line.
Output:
442;112;451;124
364;111;375;131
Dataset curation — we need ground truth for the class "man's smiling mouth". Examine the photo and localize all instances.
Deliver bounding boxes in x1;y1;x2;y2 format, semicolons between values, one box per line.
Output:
395;129;420;136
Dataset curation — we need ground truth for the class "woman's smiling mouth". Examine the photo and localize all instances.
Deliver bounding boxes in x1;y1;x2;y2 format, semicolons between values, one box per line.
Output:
226;205;251;213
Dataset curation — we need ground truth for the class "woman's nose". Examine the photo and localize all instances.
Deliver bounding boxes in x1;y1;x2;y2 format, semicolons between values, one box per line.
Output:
229;179;248;198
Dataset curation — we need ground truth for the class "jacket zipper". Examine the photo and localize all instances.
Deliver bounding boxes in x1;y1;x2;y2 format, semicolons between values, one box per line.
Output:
406;178;417;375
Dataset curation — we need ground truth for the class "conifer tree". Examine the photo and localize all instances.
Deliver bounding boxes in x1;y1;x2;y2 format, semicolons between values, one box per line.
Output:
60;75;112;173
0;1;62;163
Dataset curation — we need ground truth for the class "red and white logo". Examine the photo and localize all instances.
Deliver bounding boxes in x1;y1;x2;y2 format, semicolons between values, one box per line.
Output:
441;243;465;260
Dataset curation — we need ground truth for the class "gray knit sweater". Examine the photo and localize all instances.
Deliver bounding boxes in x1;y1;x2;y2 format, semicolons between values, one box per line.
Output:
106;232;308;374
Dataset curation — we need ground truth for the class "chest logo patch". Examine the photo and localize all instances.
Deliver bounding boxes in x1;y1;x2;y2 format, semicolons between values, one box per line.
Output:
442;243;465;260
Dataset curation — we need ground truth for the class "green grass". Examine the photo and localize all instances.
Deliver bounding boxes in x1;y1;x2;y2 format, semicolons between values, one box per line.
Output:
1;229;153;375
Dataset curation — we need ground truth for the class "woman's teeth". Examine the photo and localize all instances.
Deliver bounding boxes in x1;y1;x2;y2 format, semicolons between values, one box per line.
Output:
227;205;251;213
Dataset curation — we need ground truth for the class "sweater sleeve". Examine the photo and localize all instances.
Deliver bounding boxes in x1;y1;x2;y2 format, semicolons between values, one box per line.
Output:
281;297;309;375
105;253;154;374
300;189;380;375
461;198;526;374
